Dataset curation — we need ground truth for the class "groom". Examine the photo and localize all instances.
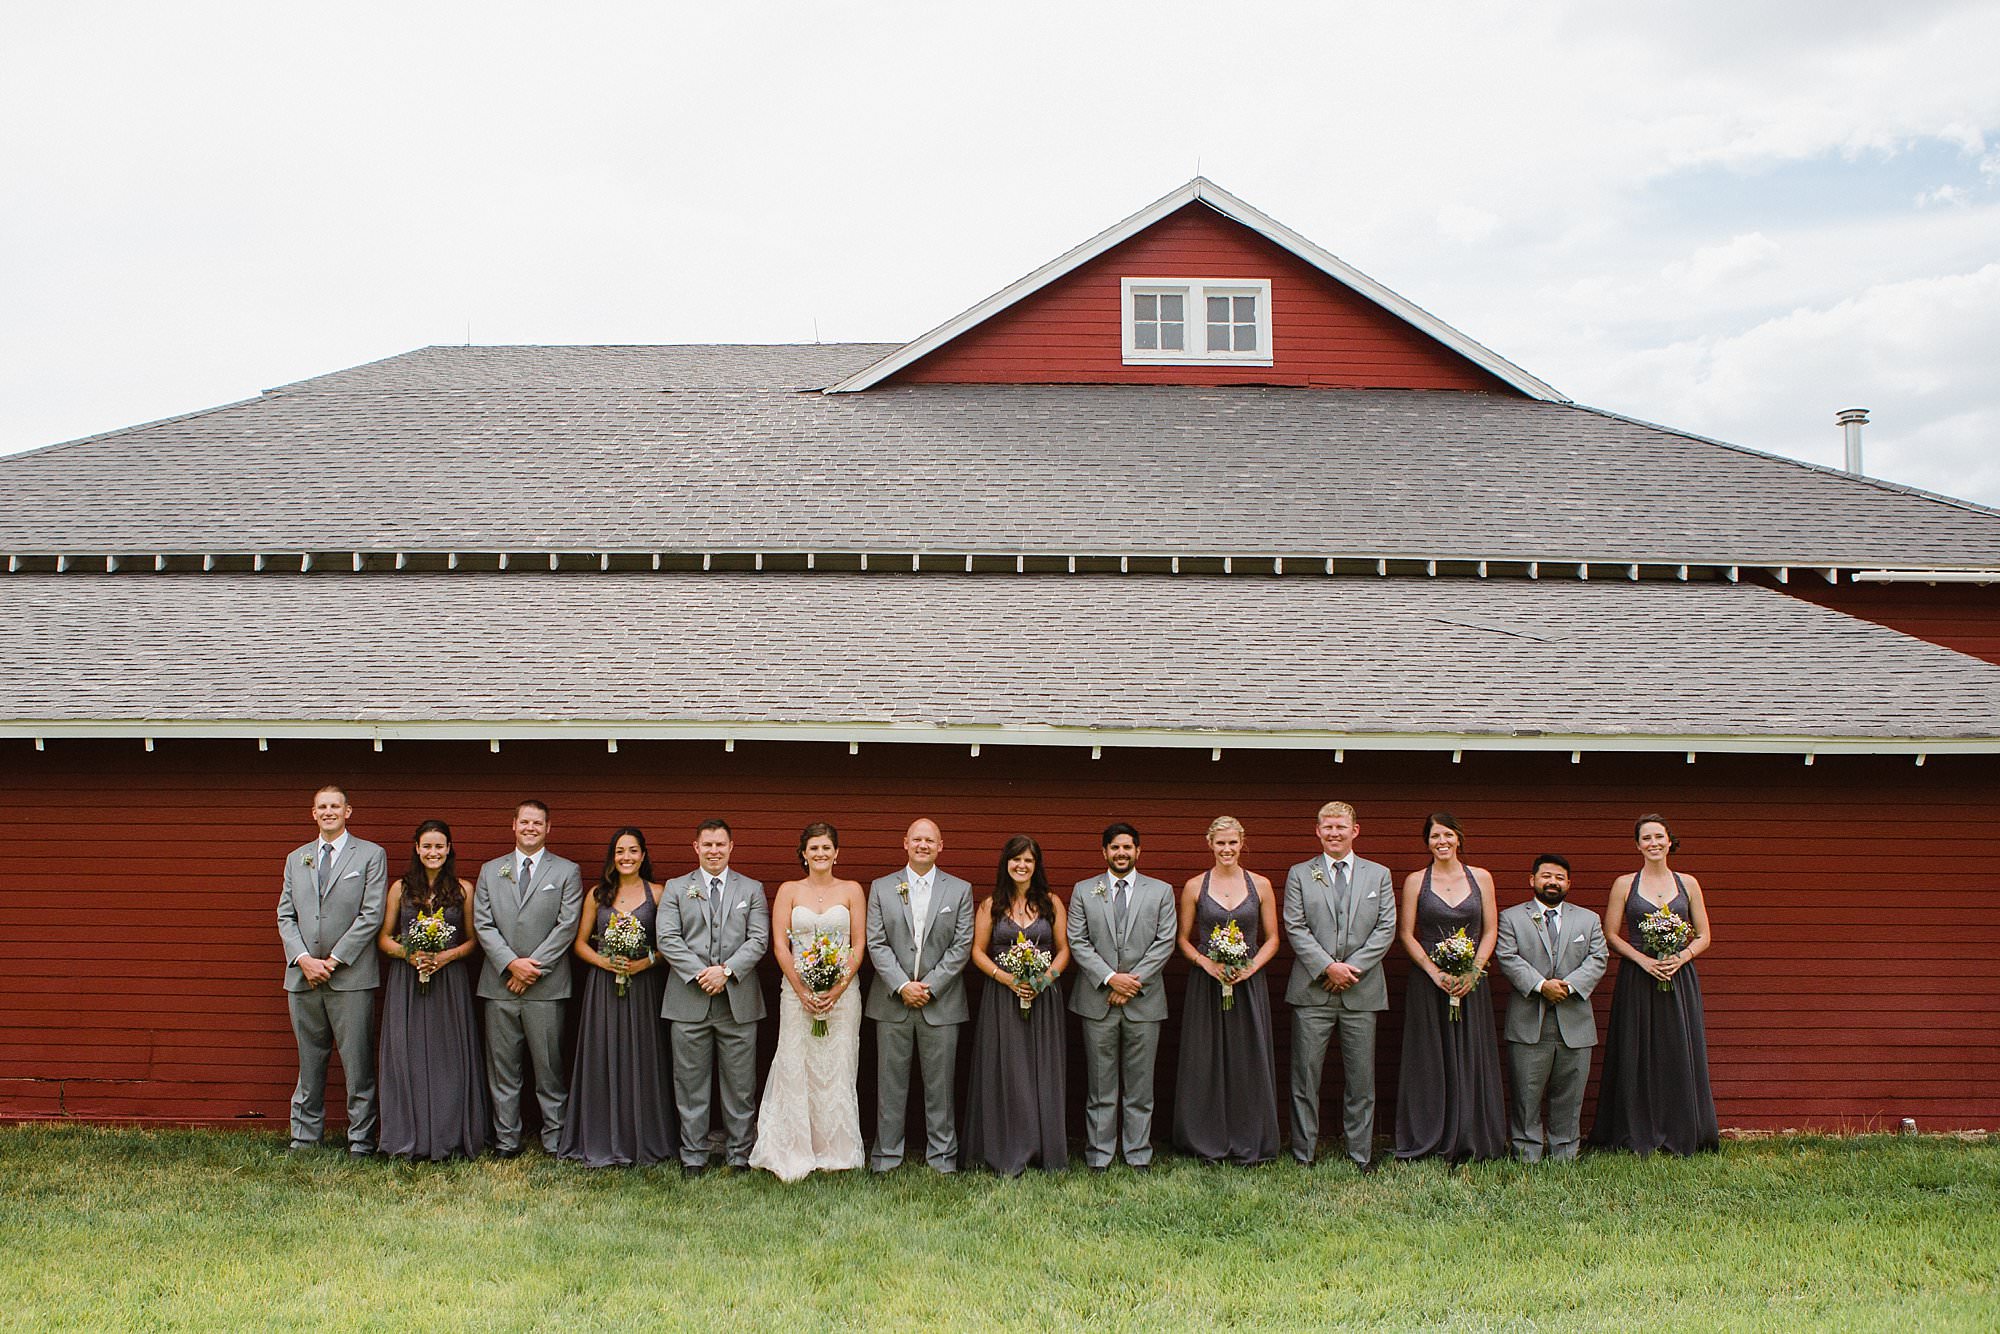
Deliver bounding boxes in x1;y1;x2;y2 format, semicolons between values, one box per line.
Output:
865;818;975;1173
657;818;769;1174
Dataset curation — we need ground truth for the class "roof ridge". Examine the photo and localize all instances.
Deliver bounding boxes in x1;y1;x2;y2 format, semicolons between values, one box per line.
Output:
1572;402;2000;524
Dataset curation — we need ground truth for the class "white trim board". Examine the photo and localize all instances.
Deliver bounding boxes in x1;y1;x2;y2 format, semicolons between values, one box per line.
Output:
2;718;1992;755
825;178;1567;401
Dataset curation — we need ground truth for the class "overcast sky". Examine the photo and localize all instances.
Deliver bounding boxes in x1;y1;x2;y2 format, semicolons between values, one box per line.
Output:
5;2;1996;504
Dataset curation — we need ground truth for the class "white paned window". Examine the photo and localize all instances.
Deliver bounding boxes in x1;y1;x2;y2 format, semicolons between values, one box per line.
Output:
1121;278;1272;365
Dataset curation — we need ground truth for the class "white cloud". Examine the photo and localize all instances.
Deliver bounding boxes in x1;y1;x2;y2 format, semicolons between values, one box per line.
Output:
1664;233;1782;292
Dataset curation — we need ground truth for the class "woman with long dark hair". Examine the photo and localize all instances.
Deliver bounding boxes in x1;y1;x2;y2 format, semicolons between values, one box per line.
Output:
557;826;675;1165
961;834;1071;1174
1590;814;1719;1155
1392;811;1506;1162
375;819;488;1159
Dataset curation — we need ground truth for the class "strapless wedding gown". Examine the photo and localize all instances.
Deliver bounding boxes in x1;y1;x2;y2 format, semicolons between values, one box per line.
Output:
748;903;864;1181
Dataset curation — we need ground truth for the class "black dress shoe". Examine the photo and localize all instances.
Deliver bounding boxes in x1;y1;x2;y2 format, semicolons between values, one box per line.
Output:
1355;1157;1379;1175
681;1162;707;1179
493;1146;522;1160
1128;1160;1153;1172
1088;1163;1109;1174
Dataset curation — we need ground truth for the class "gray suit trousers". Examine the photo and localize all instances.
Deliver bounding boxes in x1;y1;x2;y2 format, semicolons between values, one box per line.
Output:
485;997;567;1152
872;1017;961;1172
1289;1005;1377;1164
673;993;758;1167
1507;1029;1590;1162
1079;1009;1163;1166
287;987;377;1150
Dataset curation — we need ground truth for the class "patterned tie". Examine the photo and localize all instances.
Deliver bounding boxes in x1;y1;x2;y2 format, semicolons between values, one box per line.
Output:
317;843;335;894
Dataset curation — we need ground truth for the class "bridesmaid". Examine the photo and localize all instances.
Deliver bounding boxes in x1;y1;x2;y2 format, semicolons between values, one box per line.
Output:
556;827;676;1166
962;835;1071;1175
375;819;488;1160
1393;811;1507;1162
1590;814;1719;1155
1171;815;1281;1164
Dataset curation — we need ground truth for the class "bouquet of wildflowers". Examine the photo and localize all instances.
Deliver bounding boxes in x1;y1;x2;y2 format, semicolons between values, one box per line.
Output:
794;929;847;1036
1207;918;1251;1010
997;933;1053;1016
601;910;649;998
1429;926;1480;1021
1638;906;1694;993
400;910;456;994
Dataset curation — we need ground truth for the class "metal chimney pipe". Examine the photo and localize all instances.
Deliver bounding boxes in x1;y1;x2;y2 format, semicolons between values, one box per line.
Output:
1837;407;1869;474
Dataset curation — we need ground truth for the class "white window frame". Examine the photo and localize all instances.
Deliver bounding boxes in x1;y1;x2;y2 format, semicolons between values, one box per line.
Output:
1120;277;1273;366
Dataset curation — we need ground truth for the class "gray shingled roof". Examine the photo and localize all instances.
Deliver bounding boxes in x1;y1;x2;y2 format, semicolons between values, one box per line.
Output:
4;572;1996;743
4;344;1998;569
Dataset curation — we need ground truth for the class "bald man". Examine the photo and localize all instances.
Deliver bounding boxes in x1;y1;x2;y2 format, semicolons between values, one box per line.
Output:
865;819;975;1172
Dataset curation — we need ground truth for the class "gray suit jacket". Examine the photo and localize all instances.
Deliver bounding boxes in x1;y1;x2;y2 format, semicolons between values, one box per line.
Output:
656;868;770;1024
471;851;584;1002
1066;871;1178;1022
1283;854;1397;1011
278;836;388;992
1494;900;1608;1048
865;870;975;1026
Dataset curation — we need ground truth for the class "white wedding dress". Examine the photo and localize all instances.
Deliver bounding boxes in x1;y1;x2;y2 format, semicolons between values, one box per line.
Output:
748;902;865;1181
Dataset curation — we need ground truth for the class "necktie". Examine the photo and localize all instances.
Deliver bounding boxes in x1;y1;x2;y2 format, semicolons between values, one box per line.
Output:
1331;860;1348;936
317;844;335;894
708;875;724;945
1543;911;1560;959
520;856;534;893
1113;878;1130;937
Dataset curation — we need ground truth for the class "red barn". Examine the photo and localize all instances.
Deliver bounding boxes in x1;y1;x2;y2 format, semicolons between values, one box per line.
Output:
2;178;1996;1135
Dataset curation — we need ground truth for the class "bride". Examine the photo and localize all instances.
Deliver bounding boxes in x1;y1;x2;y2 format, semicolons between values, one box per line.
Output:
748;820;868;1180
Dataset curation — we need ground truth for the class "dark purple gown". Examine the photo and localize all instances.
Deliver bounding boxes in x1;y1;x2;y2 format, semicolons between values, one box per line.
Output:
1589;874;1719;1156
1394;868;1507;1162
962;914;1068;1175
1172;873;1280;1164
378;898;489;1160
557;896;677;1166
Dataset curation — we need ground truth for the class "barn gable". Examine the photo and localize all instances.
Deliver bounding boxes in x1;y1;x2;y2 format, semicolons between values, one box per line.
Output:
829;178;1561;398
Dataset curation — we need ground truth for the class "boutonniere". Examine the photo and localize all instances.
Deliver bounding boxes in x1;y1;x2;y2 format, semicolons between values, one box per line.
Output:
1311;866;1327;886
686;879;706;901
896;879;910;901
1088;880;1107;899
1529;906;1545;923
301;851;316;869
500;863;514;882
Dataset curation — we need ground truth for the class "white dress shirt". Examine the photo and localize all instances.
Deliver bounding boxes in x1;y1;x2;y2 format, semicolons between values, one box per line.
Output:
906;866;935;972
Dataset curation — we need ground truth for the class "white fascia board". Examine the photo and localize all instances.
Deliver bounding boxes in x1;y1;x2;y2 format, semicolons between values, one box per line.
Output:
825;177;1567;402
4;719;1994;755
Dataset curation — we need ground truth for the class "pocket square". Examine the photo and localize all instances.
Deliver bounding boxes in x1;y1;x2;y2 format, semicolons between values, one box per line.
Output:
1366;890;1378;898
342;869;360;880
735;901;749;911
536;884;553;893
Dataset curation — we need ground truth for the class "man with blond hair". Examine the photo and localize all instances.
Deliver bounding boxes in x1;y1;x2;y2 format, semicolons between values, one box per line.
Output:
1283;800;1396;1170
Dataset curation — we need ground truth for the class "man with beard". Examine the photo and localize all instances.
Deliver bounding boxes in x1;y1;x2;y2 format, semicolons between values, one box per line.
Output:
1493;854;1608;1162
1066;822;1178;1170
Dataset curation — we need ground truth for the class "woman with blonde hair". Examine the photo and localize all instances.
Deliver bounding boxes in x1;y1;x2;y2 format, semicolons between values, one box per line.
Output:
1170;816;1282;1164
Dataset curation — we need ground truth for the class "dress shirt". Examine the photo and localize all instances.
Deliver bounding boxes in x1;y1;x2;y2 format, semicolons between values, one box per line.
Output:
906;866;935;974
513;847;544;883
1323;852;1355;883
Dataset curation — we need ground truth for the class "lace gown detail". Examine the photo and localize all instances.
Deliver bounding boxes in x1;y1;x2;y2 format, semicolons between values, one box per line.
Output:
748;902;864;1181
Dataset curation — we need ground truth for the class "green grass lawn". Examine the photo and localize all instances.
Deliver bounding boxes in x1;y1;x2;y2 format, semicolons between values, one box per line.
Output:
1;1127;1993;1330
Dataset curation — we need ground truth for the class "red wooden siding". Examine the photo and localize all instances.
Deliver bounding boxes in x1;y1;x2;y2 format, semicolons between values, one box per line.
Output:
1777;579;2000;667
2;739;1995;1135
889;202;1518;392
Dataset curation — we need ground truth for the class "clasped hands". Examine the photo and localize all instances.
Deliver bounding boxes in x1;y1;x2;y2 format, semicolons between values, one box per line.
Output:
504;957;544;996
297;955;338;987
1320;960;1361;993
1537;977;1573;1002
1105;971;1143;1006
1640;952;1689;984
898;979;933;1009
